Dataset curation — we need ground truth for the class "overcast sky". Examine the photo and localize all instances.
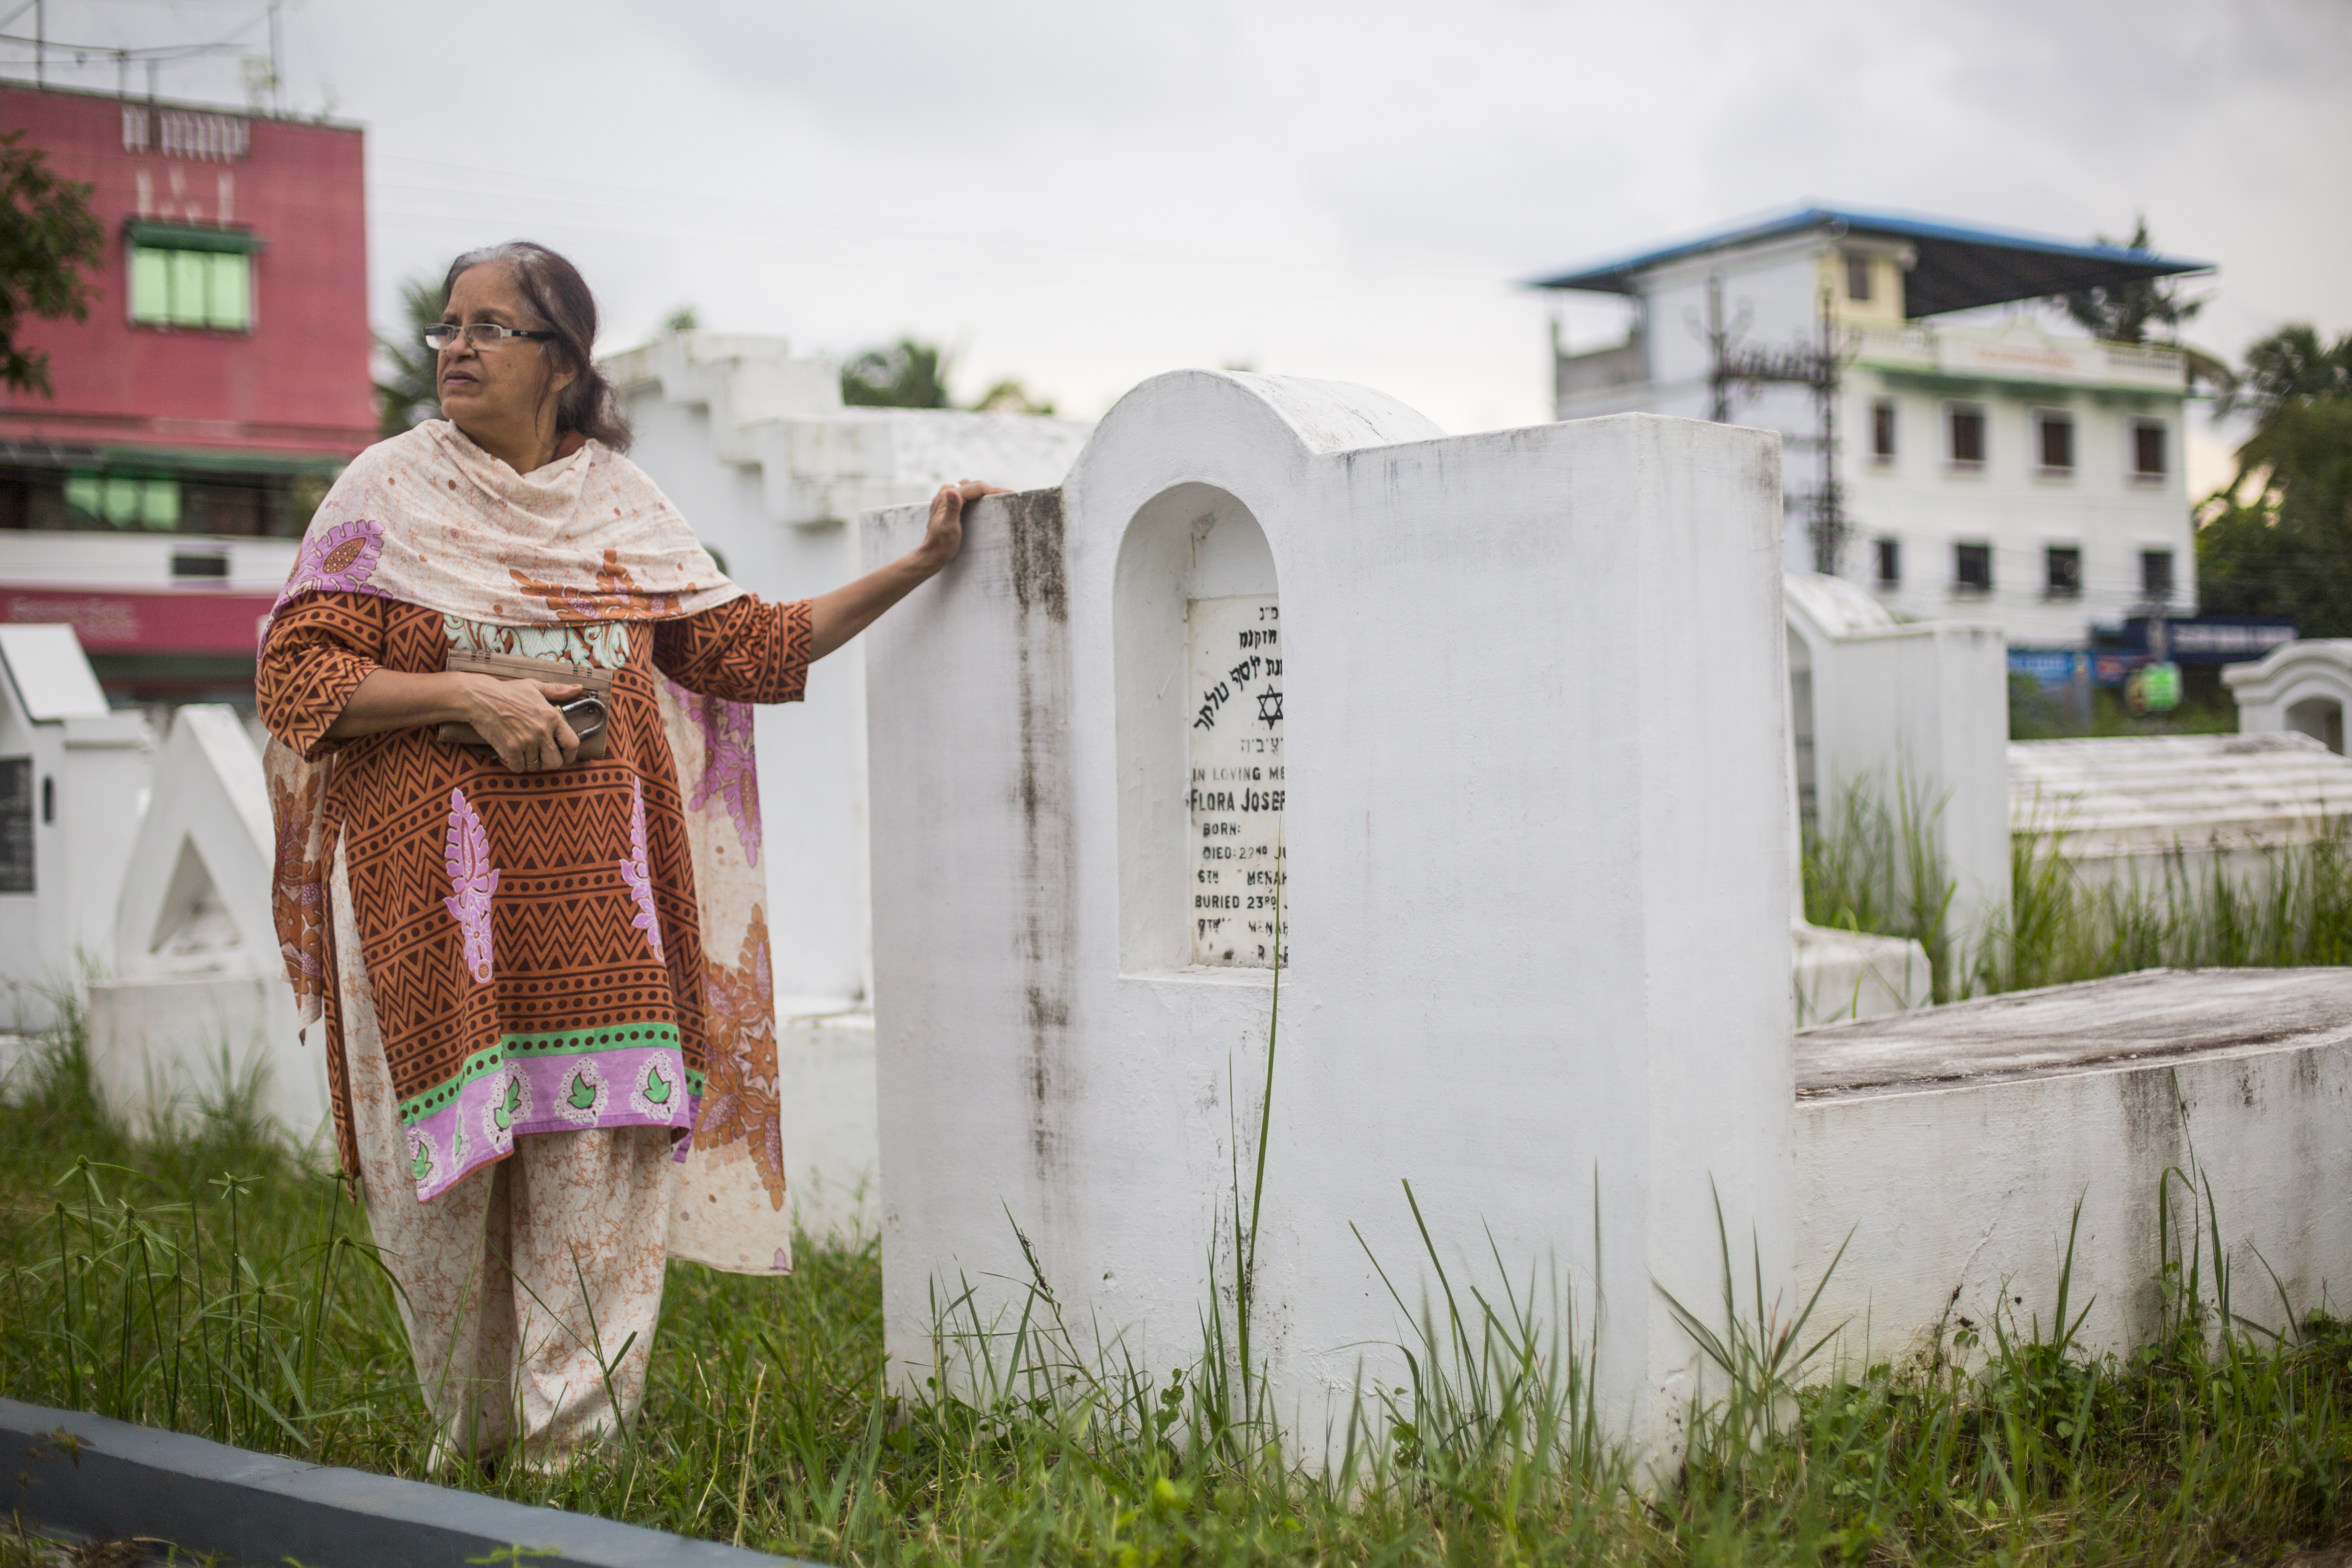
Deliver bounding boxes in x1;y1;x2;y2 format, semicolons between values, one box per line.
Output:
13;0;2351;489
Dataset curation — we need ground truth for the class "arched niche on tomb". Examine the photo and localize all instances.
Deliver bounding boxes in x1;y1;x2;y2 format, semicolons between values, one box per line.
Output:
2225;640;2352;756
2287;696;2345;755
1113;482;1284;973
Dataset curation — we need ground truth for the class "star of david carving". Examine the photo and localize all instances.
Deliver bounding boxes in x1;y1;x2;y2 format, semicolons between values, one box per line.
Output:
1256;688;1283;729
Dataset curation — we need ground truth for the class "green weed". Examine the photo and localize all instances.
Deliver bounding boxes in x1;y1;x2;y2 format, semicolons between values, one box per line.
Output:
6;991;2352;1563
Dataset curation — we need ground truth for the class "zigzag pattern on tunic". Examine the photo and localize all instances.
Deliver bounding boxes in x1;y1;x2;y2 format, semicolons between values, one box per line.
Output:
258;592;811;1193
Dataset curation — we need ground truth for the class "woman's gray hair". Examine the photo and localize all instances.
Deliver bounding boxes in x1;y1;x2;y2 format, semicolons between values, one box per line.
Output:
443;241;632;452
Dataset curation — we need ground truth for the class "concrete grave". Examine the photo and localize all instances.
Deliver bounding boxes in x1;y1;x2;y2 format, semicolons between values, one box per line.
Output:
2226;638;2352;755
87;705;326;1141
0;624;153;1031
1795;968;2352;1367
1784;573;2010;948
2009;733;2352;893
604;334;1089;1233
606;330;1091;1005
862;372;1794;1462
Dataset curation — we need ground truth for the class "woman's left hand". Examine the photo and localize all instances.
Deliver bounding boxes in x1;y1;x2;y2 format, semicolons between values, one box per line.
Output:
805;478;1012;662
917;479;1011;569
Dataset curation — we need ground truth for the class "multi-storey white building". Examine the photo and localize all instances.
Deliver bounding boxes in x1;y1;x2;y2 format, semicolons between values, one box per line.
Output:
1536;206;2212;651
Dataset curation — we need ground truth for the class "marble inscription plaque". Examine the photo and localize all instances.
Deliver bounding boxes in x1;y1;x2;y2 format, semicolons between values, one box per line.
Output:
1187;595;1285;967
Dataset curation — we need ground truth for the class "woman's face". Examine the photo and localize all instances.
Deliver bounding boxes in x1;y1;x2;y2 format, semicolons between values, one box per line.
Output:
437;263;576;439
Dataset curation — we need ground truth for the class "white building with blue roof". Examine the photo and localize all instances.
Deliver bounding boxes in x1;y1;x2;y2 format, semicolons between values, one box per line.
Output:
1533;205;2211;652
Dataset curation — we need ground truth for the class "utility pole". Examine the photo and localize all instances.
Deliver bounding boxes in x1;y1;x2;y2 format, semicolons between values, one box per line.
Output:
1697;278;1852;575
33;0;42;87
1706;276;1731;422
268;0;283;114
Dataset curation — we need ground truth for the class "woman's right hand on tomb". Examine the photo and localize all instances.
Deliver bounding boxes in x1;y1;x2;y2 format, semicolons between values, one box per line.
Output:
457;676;585;773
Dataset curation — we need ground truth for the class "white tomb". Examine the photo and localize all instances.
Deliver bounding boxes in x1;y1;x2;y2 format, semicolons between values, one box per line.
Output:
606;330;1091;1003
2225;638;2352;755
605;334;1090;1234
1784;574;2011;949
1797;968;2352;1365
861;372;1794;1462
86;705;327;1141
2009;733;2352;893
0;624;154;1032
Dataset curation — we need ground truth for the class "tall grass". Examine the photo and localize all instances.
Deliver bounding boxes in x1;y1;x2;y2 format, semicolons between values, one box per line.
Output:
7;1004;2352;1561
1804;775;2352;1001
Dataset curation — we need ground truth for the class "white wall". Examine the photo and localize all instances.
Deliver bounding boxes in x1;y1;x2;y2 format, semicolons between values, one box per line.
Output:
863;372;1794;1466
0;529;297;592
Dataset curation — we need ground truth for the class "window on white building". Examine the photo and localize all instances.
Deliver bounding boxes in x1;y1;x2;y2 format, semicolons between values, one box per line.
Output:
2132;420;2169;478
1874;537;1901;587
1871;399;1896;459
1845;253;1872;302
1954;541;1992;592
2045;545;2082;598
2141;549;2175;601
2036;412;2075;472
1947;405;1987;467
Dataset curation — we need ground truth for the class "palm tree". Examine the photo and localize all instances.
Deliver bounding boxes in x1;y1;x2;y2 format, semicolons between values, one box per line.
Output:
374;271;448;435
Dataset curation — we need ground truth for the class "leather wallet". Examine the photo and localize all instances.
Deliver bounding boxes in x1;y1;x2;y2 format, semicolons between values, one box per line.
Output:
435;648;615;762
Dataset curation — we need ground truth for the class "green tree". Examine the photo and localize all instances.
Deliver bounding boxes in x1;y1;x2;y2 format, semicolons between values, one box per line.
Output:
840;337;954;408
2196;325;2352;635
0;129;104;396
2048;216;2208;346
969;377;1055;415
374;270;448;436
663;305;699;333
840;336;1056;414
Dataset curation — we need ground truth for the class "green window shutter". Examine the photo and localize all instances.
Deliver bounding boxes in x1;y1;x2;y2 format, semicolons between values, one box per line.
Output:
139;479;181;529
65;474;103;517
205;252;250;330
130;247;171;323
168;251;208;327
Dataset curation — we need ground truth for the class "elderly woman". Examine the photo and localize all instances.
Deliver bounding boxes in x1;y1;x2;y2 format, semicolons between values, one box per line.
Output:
257;241;996;1466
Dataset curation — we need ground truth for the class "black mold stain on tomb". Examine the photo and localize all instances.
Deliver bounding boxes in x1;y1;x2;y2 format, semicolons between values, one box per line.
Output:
1002;486;1077;1191
1005;488;1069;624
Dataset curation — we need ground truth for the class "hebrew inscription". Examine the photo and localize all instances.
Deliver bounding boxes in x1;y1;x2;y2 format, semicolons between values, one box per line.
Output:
1187;595;1285;967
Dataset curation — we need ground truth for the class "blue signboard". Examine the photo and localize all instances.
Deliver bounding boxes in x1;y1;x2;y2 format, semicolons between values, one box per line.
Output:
2009;649;2157;689
2008;649;2083;687
2121;616;2295;664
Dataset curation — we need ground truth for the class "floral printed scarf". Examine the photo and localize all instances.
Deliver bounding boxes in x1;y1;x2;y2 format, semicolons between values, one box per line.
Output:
263;420;795;1272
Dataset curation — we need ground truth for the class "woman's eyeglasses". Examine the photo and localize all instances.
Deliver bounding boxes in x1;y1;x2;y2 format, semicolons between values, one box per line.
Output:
424;322;558;352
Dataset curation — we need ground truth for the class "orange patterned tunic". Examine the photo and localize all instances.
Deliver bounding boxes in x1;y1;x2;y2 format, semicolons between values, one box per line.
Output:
256;591;811;1199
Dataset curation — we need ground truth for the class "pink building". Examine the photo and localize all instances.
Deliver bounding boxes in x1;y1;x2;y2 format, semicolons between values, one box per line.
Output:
0;82;372;702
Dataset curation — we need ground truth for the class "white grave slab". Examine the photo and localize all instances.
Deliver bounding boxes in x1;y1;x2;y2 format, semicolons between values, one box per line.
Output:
2009;733;2352;892
1797;969;2352;1366
2225;638;2352;755
87;706;326;1141
862;372;1793;1463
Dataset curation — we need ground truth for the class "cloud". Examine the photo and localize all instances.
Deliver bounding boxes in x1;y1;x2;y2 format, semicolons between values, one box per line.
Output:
14;0;2350;434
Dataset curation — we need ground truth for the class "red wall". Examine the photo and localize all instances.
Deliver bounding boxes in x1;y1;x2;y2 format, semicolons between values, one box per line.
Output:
0;84;373;459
